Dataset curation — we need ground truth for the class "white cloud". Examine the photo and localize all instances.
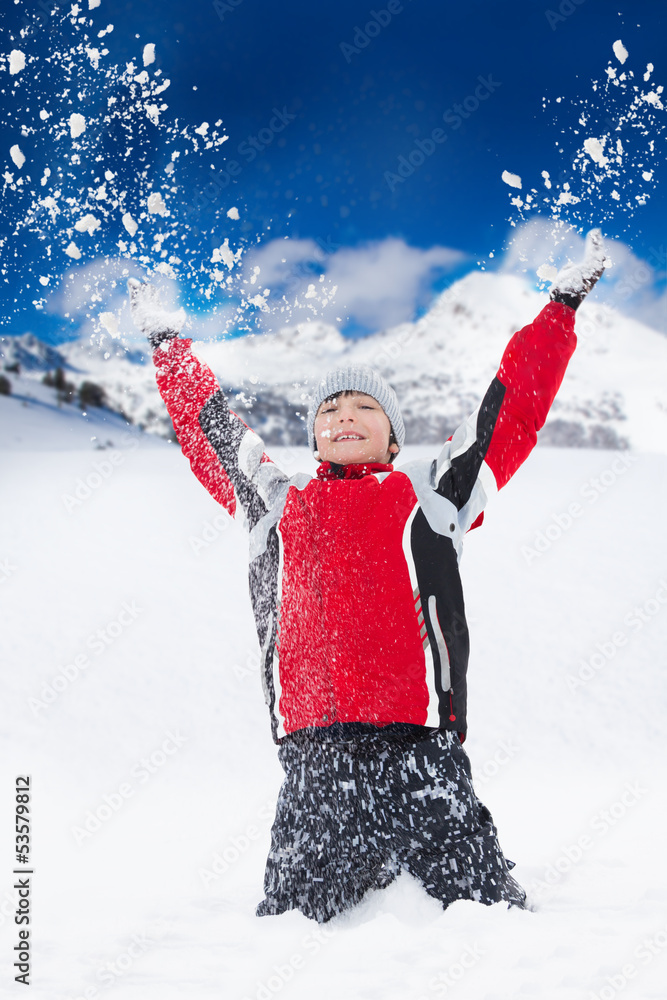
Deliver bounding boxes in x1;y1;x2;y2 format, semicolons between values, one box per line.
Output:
243;235;467;334
499;217;666;332
45;255;240;348
45;257;170;346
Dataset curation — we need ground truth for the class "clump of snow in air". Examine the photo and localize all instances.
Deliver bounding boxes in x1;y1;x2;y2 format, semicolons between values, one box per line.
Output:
613;39;629;65
502;170;522;189
10;145;25;169
503;38;666;252
147;192;168;216
9;50;25;75
99;310;119;335
536;263;558;282
69;113;86;138
0;3;253;335
227;206;240;219
583;137;609;168
211;238;243;270
74;213;101;235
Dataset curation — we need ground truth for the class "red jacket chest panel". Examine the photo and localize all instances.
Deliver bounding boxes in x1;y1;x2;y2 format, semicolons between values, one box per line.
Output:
276;472;430;732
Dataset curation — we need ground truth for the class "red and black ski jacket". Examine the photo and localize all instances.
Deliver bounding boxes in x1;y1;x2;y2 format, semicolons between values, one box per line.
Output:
153;301;577;743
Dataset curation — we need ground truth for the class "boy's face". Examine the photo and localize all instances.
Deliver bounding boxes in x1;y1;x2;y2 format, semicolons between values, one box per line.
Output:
314;391;399;465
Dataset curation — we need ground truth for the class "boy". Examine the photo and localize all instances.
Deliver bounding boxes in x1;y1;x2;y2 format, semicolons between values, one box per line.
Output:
128;228;605;922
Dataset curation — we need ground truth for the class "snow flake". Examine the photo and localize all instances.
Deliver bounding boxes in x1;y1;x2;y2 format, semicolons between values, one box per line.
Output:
69;113;86;139
211;238;243;270
583;137;609;168
75;213;101;235
143;44;156;67
147;192;167;216
86;47;101;69
122;213;138;237
65;242;81;259
613;39;629;65
9;50;26;76
10;145;25;169
501;170;522;189
537;264;558;282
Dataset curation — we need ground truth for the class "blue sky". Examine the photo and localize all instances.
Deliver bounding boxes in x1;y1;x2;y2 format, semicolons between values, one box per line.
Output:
0;0;665;344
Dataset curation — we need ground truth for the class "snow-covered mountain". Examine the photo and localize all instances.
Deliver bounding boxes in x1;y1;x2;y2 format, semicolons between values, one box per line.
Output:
3;271;666;452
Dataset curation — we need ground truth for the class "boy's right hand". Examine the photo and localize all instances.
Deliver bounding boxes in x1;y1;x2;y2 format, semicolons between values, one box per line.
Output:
127;278;187;349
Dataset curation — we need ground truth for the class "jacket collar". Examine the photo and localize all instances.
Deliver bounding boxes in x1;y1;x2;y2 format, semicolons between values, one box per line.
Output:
316;461;395;481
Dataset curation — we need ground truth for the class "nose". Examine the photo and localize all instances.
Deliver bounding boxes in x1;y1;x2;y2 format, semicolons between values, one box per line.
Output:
336;401;357;421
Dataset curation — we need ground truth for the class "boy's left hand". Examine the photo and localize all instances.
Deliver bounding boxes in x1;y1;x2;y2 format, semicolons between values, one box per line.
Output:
549;228;607;310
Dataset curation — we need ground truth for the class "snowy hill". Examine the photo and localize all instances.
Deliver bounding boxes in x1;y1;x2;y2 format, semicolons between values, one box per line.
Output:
0;382;666;999
2;270;666;452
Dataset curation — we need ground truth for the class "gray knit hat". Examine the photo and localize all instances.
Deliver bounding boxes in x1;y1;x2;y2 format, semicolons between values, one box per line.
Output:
306;365;405;456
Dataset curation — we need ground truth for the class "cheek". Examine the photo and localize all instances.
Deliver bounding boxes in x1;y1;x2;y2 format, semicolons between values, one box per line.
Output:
371;417;391;441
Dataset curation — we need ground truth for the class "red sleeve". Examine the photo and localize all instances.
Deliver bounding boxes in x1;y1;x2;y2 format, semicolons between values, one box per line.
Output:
484;300;577;490
153;337;241;518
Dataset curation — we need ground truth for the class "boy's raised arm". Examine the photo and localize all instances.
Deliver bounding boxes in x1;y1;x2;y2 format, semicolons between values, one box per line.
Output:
128;279;288;531
431;229;606;531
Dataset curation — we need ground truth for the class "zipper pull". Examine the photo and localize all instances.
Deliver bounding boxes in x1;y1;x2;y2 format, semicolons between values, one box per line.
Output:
448;688;456;722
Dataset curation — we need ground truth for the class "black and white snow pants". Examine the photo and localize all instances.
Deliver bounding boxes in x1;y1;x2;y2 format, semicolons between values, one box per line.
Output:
256;727;526;922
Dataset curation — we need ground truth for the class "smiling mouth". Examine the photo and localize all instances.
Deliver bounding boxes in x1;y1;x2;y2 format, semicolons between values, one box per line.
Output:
334;434;365;442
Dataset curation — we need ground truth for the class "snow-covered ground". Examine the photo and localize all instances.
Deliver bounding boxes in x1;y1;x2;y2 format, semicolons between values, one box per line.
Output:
1;394;666;999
